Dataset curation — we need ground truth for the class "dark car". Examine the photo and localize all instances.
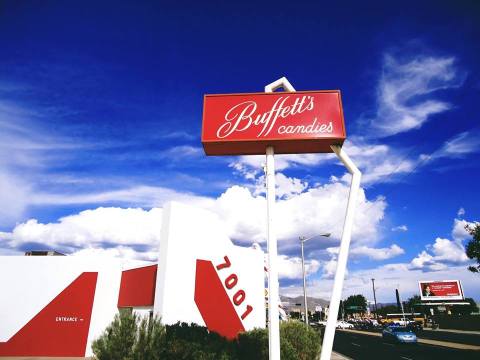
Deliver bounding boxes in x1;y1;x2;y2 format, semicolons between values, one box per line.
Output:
382;326;417;344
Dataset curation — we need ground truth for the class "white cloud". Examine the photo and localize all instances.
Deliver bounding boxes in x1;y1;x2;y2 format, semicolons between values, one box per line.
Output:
277;255;320;280
230;153;332;175
428;130;480;160
410;237;470;271
350;244;404;260
322;258;339;280
372;53;462;137
229;138;416;186
3;207;163;255
0;171;31;227
71;246;158;262
253;172;308;199
1;178;387;267
30;185;214;208
452;218;473;241
281;261;480;303
457;207;465;217
211;181;386;247
341;139;416;184
392;225;408;232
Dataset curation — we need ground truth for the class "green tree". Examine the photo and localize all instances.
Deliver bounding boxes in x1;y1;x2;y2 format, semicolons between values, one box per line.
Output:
406;295;422;313
451;298;479;315
133;315;166;360
376;305;399;317
466;223;480;273
343;294;367;315
92;310;139;360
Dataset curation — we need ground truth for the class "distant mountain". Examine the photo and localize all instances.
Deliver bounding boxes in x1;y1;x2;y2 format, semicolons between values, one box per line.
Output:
280;295;329;311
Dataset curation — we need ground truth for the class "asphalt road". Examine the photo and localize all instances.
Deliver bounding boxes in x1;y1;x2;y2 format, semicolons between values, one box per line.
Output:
348;328;480;346
333;330;479;360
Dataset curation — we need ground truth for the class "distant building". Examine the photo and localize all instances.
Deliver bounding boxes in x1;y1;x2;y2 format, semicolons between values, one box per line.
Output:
24;250;65;256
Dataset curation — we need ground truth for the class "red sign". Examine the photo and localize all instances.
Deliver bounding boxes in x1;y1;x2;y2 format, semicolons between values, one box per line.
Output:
202;91;346;155
419;280;464;301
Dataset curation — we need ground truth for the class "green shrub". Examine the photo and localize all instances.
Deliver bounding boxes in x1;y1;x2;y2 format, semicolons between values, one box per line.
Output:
93;314;320;360
237;327;269;360
236;321;321;360
280;321;321;360
92;311;165;360
163;322;234;360
92;310;139;360
133;315;166;360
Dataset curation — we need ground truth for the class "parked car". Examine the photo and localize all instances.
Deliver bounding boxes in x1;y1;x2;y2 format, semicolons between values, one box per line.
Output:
382;326;417;344
336;321;354;329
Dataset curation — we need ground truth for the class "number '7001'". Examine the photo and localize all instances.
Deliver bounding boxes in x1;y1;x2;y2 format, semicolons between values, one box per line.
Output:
216;255;253;320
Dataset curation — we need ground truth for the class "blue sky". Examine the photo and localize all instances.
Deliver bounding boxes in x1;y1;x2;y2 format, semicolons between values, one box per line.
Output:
0;0;479;302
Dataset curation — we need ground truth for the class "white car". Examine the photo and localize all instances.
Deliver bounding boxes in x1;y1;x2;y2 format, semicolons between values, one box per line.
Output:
336;321;354;329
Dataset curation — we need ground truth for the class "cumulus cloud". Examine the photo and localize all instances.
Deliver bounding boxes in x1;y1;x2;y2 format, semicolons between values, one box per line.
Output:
410;237;470;271
451;218;473;241
1;207;163;258
392;225;408;232
277;255;320;279
350;244;405;260
253;172;308;199
371;53;463;137
210;180;386;248
71;246;158;262
1;178;387;267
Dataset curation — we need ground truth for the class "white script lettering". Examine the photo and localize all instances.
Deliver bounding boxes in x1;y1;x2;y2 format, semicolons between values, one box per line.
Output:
216;95;316;138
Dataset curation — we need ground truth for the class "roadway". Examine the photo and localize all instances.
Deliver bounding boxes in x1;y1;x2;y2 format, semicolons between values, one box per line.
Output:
332;329;479;360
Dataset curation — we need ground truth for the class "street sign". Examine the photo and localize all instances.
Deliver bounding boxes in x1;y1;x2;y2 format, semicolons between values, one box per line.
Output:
202;91;346;155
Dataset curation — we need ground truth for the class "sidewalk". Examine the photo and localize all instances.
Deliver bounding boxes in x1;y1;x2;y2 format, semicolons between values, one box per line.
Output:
340;329;480;351
331;351;352;360
423;327;480;335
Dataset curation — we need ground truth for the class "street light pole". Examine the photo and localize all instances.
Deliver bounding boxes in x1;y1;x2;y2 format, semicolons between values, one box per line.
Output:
299;233;330;326
371;278;378;320
300;238;308;325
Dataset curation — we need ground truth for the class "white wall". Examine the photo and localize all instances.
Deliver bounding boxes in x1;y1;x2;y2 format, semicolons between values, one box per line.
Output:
154;202;265;331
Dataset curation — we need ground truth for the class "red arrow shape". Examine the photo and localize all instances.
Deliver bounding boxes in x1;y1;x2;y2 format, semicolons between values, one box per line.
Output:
194;259;245;339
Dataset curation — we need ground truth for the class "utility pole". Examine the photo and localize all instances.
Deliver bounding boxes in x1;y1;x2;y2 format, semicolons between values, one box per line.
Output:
300;237;308;326
371;278;378;320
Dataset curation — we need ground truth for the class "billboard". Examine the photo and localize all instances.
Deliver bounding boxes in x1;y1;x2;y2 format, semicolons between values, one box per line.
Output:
202;91;346;155
419;280;464;301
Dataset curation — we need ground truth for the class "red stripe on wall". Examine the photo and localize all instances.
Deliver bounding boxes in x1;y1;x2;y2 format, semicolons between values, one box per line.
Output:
194;259;245;339
117;264;157;307
0;272;98;357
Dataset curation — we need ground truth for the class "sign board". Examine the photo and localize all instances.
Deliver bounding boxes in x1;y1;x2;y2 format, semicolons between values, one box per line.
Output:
419;280;464;301
202;91;346;155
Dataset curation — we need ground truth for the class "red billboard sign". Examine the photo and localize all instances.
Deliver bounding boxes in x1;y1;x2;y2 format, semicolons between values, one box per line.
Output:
419;280;464;301
201;91;346;155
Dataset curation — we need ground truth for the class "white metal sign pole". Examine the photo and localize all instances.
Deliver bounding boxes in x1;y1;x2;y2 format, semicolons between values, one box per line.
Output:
320;145;361;360
265;145;280;360
264;77;295;360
